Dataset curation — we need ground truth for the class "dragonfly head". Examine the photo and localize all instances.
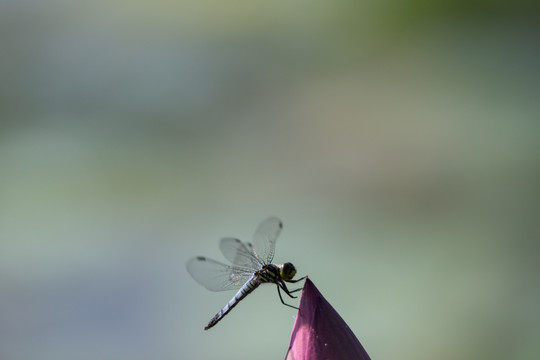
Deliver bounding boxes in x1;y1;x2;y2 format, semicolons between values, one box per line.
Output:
280;262;297;281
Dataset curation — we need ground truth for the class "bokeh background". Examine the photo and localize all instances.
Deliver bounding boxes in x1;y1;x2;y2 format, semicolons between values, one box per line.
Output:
1;1;539;359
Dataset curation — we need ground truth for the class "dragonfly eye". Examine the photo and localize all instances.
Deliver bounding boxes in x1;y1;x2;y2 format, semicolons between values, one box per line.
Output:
281;262;297;281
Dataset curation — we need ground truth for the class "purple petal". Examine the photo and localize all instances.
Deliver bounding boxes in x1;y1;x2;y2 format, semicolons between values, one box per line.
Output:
285;278;371;360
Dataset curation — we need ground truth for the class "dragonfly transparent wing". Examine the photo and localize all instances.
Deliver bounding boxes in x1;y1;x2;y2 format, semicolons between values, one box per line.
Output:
186;256;253;292
252;216;282;264
219;237;263;269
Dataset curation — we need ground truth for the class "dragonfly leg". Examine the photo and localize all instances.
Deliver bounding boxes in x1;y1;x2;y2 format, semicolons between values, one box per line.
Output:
283;277;305;294
276;285;299;310
287;276;306;284
279;281;299;299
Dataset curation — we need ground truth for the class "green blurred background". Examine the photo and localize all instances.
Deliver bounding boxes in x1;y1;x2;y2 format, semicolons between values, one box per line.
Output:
1;1;539;359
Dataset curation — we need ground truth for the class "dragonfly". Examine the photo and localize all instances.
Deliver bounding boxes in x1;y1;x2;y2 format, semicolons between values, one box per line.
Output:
186;217;306;330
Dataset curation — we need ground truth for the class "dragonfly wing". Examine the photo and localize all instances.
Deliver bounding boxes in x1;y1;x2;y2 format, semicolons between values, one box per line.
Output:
219;237;263;268
252;216;282;264
186;256;253;292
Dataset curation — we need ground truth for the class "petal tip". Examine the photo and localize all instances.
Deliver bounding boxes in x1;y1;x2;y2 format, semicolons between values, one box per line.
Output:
286;278;371;360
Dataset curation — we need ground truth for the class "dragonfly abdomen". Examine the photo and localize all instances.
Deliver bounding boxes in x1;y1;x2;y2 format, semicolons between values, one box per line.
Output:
204;276;261;330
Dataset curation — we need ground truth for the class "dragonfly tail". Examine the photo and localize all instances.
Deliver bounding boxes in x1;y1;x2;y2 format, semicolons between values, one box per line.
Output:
204;279;259;330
